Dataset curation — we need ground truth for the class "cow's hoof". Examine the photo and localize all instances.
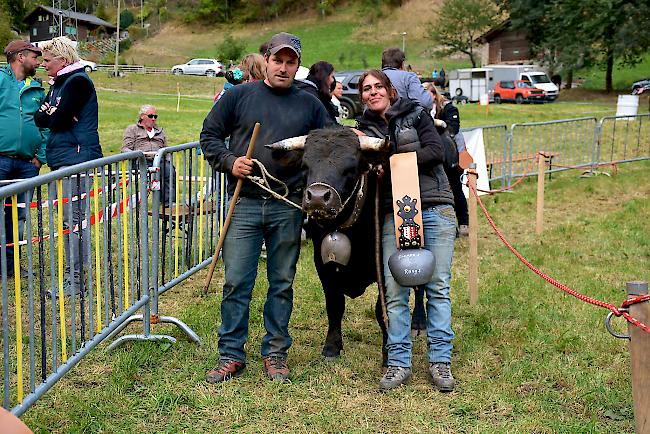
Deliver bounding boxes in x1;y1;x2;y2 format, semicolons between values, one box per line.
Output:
321;346;341;362
322;354;340;362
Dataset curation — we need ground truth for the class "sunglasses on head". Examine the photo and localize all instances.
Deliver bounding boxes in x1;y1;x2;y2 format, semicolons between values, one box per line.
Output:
146;114;158;119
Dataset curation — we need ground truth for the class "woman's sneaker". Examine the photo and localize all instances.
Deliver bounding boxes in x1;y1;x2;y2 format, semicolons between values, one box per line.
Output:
379;366;412;391
429;362;455;392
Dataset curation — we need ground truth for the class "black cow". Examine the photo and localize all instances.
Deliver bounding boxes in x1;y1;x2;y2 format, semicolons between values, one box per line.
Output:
269;128;427;363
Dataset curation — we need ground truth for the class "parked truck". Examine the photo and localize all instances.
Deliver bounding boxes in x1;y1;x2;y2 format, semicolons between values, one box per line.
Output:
448;65;560;103
486;65;559;101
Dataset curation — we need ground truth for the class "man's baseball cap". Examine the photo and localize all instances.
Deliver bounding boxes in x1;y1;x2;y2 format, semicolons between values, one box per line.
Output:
4;40;42;57
266;32;301;58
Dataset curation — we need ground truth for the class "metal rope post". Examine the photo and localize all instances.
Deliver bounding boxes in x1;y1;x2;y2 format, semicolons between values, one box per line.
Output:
467;163;478;306
536;152;545;235
627;281;649;434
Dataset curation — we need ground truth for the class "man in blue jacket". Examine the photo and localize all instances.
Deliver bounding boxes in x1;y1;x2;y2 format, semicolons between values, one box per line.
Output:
0;40;48;278
381;47;433;111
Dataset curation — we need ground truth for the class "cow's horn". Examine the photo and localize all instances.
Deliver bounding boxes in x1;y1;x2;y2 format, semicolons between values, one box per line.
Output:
266;135;308;151
358;136;388;151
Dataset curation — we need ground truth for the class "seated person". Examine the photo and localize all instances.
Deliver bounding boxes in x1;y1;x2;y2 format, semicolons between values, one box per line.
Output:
122;105;175;205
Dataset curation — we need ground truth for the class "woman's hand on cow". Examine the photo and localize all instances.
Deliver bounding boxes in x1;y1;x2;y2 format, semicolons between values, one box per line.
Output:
232;156;254;179
349;128;367;137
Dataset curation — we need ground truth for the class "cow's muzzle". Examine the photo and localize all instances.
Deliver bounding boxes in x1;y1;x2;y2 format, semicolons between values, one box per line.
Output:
303;182;343;219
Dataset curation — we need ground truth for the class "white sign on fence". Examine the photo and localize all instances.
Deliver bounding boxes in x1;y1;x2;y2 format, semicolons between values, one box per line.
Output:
461;128;490;198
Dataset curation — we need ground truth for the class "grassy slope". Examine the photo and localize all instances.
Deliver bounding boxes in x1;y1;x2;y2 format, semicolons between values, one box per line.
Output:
21;158;650;432
123;0;650;91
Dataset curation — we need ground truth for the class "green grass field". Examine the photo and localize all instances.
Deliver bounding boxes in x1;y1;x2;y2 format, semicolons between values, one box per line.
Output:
11;75;650;432
20;157;649;432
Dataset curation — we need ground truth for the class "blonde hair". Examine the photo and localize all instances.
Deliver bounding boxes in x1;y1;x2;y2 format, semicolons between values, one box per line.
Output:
40;36;80;65
425;82;446;117
239;53;265;81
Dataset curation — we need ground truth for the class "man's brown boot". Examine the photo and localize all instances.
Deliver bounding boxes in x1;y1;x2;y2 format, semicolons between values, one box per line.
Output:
263;355;289;382
206;360;246;384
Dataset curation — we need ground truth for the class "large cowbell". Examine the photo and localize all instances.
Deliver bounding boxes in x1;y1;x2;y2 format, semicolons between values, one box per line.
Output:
321;231;351;266
388;249;435;287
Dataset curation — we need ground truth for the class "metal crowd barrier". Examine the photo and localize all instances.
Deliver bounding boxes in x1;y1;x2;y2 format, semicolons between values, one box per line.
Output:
0;152;150;416
509;117;598;182
106;142;228;349
596;113;650;165
460;124;509;188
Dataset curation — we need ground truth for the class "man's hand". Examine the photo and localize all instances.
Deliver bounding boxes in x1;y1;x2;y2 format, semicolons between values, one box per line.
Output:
39;102;56;115
232;156;254;179
31;158;42;169
433;118;447;129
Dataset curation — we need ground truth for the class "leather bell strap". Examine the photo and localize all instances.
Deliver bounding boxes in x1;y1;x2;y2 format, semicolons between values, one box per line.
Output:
389;152;424;249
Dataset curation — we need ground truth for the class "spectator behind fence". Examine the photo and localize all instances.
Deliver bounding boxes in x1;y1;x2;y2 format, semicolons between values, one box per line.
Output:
122;105;176;206
34;36;102;296
0;40;48;278
381;47;432;110
331;80;343;124
200;31;330;384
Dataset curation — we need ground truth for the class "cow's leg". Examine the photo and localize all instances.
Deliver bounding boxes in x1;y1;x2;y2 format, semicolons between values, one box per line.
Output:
375;294;388;372
322;285;345;360
411;287;427;337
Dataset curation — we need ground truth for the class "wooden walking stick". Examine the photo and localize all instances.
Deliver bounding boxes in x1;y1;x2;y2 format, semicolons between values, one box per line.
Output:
203;122;261;294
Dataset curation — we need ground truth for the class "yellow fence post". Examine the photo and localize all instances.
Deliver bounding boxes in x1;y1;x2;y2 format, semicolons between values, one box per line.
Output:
11;195;23;403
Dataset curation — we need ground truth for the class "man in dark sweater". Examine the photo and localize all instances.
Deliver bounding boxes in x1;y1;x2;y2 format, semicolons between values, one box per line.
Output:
200;32;330;384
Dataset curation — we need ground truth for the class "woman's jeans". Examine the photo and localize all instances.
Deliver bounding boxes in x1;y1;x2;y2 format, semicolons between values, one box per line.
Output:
382;204;456;367
218;196;303;363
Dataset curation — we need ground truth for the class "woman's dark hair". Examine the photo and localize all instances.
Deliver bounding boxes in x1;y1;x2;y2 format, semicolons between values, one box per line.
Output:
358;69;398;104
307;61;335;98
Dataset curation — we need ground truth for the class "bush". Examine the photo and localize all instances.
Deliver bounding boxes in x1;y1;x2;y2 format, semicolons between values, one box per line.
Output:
216;33;246;64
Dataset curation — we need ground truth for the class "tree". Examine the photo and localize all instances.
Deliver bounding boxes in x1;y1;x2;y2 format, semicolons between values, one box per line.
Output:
505;0;650;92
0;0;14;50
120;9;135;28
429;0;500;67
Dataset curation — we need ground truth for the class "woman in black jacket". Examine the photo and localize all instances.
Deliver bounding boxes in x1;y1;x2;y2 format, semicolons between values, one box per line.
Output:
294;61;338;123
356;70;457;393
427;83;468;236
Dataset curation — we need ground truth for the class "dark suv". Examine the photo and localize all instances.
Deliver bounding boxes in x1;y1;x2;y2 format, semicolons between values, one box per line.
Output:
335;70;365;120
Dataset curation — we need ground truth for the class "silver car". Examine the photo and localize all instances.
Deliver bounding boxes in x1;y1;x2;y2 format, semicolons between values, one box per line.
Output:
171;59;224;77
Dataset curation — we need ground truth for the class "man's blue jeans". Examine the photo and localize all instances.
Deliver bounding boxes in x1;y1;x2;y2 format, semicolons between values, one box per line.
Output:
0;156;39;273
218;196;303;363
381;204;456;367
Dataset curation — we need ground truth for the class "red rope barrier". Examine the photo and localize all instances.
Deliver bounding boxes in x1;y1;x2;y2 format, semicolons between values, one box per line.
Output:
467;180;650;334
474;154;540;194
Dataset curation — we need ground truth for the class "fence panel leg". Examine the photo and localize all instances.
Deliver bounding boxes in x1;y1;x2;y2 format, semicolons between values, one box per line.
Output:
627;281;649;434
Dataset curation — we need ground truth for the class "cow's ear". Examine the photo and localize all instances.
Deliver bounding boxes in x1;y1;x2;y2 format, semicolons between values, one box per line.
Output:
266;135;307;151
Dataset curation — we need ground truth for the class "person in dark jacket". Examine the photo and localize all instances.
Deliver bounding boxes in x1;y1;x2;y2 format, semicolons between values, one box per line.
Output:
34;36;102;295
427;83;468;236
200;32;330;384
0;40;48;278
294;61;338;123
356;69;457;393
